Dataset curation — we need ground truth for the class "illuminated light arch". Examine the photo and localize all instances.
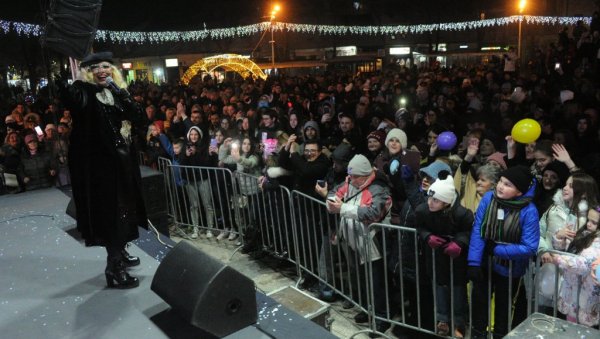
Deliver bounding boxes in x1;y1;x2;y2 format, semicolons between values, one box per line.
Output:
181;54;267;85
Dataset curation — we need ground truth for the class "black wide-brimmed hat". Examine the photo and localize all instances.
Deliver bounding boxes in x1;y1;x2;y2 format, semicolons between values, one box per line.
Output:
80;51;114;68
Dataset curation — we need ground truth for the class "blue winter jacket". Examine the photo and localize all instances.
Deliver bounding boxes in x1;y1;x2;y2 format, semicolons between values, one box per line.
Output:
467;182;540;277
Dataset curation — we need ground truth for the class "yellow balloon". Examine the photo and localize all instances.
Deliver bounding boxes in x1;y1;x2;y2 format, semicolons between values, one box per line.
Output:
511;118;541;144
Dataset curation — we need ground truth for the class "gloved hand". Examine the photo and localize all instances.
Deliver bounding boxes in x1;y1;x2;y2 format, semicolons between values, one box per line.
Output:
467;266;483;282
400;165;414;182
426;235;448;249
443;241;462;258
389;159;400;175
114;88;132;103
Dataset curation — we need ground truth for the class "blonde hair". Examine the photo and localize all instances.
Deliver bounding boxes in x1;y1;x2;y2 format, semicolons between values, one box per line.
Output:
78;64;127;89
146;124;158;142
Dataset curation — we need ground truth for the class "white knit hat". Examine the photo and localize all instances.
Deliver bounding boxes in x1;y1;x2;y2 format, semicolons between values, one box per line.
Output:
427;175;457;205
385;128;408;149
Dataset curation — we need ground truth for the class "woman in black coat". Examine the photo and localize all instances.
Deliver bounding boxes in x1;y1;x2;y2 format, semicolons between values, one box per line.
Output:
58;52;147;289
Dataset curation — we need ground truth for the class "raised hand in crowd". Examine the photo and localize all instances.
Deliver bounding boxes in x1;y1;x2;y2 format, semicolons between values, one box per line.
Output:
464;137;480;162
505;135;516;160
285;134;297;152
321;113;332;124
429;140;438;158
552;144;577;171
230;142;241;161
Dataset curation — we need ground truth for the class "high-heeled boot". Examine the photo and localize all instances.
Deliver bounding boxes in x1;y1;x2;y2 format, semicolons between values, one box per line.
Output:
121;248;140;267
105;257;139;289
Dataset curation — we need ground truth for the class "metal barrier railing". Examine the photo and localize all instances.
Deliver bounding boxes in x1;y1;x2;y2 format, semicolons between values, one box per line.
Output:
365;222;539;338
157;168;600;336
234;172;297;262
167;164;241;241
533;249;592;325
157;157;175;218
290;190;378;336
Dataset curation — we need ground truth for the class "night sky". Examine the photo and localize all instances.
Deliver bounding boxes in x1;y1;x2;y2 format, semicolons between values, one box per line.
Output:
1;0;523;31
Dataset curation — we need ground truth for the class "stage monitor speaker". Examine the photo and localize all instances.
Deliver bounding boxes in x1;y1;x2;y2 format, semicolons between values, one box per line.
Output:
151;241;257;338
42;0;103;59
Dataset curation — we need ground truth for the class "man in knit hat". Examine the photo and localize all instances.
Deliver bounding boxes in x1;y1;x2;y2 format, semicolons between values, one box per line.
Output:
326;154;392;334
467;165;539;338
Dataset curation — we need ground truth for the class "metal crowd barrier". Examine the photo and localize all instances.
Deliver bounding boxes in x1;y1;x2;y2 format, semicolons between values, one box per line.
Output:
234;172;296;263
364;222;539;339
166;164;241;241
533;249;587;323
156;157;175;219
157;168;599;337
290;191;378;335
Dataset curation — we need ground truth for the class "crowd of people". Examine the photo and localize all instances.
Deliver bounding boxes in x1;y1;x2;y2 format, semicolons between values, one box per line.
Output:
2;21;600;337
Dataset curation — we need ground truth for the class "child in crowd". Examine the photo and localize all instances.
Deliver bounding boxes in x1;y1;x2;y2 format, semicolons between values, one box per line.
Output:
550;205;600;327
416;174;473;337
539;172;599;264
467;165;540;338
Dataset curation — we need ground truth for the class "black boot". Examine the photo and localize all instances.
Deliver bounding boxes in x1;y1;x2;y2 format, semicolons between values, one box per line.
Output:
121;248;140;267
105;257;139;289
105;245;139;289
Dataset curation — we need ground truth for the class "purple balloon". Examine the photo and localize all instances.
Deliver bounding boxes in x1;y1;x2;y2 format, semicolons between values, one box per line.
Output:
436;131;457;151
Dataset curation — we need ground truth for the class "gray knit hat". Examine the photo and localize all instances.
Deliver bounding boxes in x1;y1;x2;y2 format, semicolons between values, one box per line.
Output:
347;154;373;176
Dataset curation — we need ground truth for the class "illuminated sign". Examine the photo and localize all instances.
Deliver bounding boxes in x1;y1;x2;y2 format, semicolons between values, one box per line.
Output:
122;63;132;69
336;46;357;56
389;47;410;55
165;58;179;67
481;46;502;51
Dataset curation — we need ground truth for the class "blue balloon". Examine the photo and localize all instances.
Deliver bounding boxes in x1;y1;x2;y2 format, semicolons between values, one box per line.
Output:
437;131;457;151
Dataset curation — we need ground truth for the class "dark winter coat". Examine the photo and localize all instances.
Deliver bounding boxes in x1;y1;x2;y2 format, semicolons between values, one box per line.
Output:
59;80;147;247
20;150;57;190
415;202;474;285
278;148;331;198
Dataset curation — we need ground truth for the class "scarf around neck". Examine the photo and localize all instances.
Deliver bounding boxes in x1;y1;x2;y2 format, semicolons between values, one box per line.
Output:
480;191;532;243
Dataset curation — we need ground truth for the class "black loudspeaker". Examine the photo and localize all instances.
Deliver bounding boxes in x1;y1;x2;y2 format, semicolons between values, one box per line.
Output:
138;165;169;236
151;241;257;338
42;0;103;59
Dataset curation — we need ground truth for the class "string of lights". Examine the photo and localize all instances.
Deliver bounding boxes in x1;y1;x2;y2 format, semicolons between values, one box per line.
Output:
0;15;591;44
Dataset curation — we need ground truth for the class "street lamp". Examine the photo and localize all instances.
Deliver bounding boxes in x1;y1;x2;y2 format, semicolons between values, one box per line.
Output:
517;0;526;59
269;4;280;72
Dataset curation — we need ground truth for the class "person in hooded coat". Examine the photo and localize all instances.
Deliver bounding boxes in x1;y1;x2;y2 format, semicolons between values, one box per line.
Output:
58;51;147;289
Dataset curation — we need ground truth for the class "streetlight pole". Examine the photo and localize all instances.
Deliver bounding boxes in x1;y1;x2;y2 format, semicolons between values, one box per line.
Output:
269;4;280;73
270;23;275;70
517;0;526;60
